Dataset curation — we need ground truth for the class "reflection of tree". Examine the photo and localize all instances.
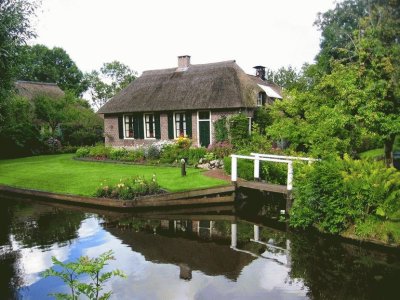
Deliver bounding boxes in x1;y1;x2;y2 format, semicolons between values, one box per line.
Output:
10;204;85;249
289;233;400;299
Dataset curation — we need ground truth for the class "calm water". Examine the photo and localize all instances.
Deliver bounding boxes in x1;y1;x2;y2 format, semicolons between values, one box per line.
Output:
1;197;399;300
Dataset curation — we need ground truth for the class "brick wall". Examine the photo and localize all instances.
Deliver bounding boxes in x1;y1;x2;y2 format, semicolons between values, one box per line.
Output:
104;109;250;148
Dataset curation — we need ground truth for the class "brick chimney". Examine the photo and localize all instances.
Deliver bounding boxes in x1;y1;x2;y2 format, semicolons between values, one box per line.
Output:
178;55;191;70
253;65;266;80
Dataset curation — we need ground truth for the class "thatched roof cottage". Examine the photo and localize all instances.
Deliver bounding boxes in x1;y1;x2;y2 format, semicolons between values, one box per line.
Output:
98;56;282;148
15;81;65;100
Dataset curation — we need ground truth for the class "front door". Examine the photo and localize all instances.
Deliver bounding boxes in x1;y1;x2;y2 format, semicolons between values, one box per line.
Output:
198;111;211;147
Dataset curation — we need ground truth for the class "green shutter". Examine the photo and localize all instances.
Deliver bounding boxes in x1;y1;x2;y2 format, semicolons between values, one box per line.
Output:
155;113;161;139
168;112;174;139
138;113;144;139
186;111;192;138
134;114;144;139
118;115;124;139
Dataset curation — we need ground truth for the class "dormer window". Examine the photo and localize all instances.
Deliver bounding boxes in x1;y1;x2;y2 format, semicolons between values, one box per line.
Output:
257;92;266;106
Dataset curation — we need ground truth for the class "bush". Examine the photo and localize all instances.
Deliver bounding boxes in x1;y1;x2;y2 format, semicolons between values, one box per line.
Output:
124;148;145;162
223;156;255;181
94;175;162;200
214;116;228;142
160;144;180;164
187;147;207;165
261;161;287;185
290;155;400;234
207;141;233;158
109;148;128;160
145;144;161;160
228;114;250;147
75;147;90;158
176;136;191;149
88;144;111;159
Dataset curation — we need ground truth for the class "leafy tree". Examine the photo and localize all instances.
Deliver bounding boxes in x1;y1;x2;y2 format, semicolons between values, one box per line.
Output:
86;61;137;110
42;250;126;300
0;95;41;158
264;66;301;90
18;44;87;96
0;0;38;122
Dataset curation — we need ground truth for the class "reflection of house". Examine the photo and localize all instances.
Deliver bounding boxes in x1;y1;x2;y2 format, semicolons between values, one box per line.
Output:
106;225;255;281
98;55;282;148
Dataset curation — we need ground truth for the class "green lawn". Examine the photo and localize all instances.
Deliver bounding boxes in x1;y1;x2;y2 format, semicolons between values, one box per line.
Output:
0;154;228;196
359;148;384;160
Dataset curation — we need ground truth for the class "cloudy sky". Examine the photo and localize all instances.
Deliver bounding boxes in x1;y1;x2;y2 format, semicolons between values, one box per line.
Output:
32;0;337;75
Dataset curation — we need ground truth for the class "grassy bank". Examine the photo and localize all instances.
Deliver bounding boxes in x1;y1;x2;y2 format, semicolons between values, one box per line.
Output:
0;154;227;196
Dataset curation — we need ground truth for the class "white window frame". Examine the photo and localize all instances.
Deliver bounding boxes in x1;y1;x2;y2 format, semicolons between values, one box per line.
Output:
173;111;187;139
123;114;135;139
143;113;156;140
197;111;212;147
257;92;263;106
247;117;252;135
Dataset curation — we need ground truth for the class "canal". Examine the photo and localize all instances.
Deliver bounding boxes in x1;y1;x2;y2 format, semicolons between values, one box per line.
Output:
1;196;399;299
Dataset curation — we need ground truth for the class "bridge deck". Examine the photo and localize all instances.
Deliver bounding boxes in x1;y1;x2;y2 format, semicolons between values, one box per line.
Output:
236;180;288;195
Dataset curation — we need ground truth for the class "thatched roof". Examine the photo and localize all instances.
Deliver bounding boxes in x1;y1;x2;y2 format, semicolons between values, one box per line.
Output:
15;81;65;100
98;60;272;114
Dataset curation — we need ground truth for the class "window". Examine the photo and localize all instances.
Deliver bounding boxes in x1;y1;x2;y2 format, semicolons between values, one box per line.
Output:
257;92;265;106
124;115;134;138
175;112;187;138
144;113;155;139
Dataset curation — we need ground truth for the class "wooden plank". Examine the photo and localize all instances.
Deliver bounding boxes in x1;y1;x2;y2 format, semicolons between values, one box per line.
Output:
0;184;235;209
237;181;288;194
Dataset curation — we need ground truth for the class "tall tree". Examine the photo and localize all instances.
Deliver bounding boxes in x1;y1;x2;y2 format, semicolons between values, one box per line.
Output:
86;61;137;110
264;66;301;90
18;44;87;96
0;0;38;122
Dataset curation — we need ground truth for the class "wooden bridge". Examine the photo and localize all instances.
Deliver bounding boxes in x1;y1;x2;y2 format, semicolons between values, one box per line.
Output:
230;153;319;196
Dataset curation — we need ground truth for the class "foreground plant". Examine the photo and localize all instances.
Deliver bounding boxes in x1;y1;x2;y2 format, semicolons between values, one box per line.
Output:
42;250;126;300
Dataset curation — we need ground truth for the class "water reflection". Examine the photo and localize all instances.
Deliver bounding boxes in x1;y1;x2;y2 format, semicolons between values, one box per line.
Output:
0;197;399;299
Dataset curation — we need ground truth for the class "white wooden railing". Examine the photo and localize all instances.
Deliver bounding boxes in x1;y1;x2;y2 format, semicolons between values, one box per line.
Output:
230;153;319;192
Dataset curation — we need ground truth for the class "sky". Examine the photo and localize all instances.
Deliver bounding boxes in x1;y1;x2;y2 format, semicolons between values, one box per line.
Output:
32;0;338;76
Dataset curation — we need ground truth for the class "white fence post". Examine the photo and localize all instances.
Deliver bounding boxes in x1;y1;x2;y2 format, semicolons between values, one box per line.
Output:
231;223;237;248
254;225;260;241
231;155;237;182
254;154;260;180
287;161;293;191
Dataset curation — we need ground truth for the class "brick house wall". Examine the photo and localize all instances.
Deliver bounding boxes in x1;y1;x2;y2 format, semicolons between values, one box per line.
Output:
104;109;251;148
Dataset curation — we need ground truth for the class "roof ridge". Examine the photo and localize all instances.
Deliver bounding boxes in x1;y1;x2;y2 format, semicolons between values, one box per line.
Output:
142;60;237;75
16;80;59;86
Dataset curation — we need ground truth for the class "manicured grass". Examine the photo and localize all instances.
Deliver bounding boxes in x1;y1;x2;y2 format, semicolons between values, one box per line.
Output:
0;154;228;196
359;148;384;160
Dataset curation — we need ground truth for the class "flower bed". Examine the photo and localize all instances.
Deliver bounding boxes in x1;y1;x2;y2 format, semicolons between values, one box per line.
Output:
94;175;164;200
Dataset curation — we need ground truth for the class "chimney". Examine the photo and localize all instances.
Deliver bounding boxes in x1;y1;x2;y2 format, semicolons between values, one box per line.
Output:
178;55;191;70
253;66;266;80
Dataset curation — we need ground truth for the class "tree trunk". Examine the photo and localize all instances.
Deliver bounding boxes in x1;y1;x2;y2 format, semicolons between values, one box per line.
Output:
384;135;395;168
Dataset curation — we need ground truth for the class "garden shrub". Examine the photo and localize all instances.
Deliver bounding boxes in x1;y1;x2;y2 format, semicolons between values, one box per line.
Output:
176;136;192;149
207;141;233;158
95;175;162;200
290;155;400;234
159;144;179;163
109;148;128;160
75;147;90;158
261;161;287;185
214;116;228;142
228;114;250;147
124;148;145;162
145;144;161;160
223;157;255;181
187;147;207;165
88;144;111;159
